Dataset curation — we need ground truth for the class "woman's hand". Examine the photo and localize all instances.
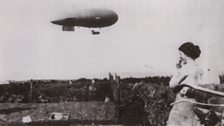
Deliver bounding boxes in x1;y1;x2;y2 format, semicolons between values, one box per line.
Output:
176;57;187;69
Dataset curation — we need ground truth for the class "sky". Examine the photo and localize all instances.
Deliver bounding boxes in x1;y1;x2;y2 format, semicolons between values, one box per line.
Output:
0;0;224;81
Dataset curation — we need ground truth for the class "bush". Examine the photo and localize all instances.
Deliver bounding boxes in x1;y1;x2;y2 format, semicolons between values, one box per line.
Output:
119;81;175;126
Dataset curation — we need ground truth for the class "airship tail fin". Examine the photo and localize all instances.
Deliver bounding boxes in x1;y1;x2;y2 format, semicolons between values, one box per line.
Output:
62;26;74;31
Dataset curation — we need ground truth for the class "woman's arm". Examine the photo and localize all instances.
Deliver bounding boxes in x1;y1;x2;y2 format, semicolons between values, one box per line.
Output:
169;71;188;88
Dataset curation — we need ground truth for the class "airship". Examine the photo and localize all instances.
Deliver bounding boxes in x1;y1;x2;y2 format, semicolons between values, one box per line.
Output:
51;9;118;35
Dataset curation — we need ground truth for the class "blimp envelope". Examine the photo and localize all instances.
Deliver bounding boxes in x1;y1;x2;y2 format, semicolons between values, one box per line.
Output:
51;8;118;32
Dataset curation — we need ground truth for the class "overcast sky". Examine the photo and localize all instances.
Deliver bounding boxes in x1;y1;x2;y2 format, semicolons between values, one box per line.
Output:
0;0;224;81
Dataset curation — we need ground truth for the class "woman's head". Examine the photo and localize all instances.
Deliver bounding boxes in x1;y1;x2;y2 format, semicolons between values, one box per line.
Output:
178;42;201;60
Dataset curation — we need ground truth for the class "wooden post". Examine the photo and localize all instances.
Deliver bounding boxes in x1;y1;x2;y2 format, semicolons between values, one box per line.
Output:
109;73;121;123
29;80;33;103
115;74;121;123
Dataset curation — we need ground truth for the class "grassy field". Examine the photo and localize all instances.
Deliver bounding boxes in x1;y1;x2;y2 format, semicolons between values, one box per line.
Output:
2;120;122;126
0;102;116;124
0;76;175;126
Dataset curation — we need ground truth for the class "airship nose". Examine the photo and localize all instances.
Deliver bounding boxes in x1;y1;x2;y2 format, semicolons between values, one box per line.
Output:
51;20;58;24
51;20;63;25
51;18;77;26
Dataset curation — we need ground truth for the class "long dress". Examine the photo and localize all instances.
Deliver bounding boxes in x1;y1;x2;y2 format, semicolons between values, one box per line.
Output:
167;61;204;126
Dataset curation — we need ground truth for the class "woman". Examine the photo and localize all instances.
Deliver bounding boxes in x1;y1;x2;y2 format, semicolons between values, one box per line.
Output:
167;42;204;126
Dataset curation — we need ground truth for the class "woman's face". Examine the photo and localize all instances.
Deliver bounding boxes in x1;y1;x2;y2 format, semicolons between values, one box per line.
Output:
176;51;188;68
179;51;188;61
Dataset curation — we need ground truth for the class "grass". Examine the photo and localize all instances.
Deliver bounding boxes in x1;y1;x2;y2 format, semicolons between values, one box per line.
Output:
4;120;120;126
0;102;116;123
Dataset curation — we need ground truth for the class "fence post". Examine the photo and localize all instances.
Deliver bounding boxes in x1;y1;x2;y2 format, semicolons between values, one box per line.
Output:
109;73;121;124
29;80;33;103
115;74;121;123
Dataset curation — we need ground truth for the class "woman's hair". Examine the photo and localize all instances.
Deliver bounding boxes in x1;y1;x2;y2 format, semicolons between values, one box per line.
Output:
178;42;201;60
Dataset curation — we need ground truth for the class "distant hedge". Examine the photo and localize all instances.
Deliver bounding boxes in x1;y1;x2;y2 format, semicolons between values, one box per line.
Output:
0;77;170;103
0;79;113;103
